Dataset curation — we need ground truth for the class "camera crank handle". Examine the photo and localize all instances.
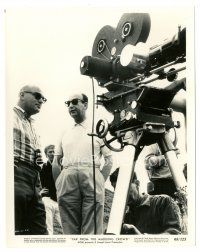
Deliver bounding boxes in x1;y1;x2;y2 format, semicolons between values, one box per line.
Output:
103;136;124;152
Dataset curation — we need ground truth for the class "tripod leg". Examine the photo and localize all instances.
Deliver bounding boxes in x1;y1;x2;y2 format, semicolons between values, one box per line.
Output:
158;132;187;216
158;132;187;191
164;150;187;190
106;146;136;235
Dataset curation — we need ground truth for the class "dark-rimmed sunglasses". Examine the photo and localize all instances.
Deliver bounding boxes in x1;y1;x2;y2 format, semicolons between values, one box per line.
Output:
65;98;84;107
23;91;47;103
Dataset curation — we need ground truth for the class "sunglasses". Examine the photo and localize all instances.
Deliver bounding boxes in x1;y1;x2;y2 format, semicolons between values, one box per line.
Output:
23;91;47;103
65;98;84;107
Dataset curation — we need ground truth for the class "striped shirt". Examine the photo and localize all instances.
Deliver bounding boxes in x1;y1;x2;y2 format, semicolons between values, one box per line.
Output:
13;106;41;165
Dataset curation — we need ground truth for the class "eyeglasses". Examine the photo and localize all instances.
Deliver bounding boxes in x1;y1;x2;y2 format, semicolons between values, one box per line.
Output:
23;91;47;103
65;98;84;107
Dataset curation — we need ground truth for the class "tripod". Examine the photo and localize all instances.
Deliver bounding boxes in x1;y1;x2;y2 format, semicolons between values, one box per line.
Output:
106;123;187;235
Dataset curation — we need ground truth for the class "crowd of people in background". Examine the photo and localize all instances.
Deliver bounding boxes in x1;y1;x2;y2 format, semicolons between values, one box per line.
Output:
13;85;187;235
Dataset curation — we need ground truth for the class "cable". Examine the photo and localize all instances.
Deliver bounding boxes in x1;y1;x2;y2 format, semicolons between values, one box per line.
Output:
91;77;97;234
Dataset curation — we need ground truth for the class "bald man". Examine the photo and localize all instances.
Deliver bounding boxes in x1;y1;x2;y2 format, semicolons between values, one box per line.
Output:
13;85;48;235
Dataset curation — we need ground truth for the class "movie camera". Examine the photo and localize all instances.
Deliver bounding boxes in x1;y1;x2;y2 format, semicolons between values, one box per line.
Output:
80;13;186;152
80;13;187;234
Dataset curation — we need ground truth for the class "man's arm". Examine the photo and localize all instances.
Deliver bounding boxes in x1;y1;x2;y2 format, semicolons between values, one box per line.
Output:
145;154;166;168
101;155;113;181
121;224;142;234
52;137;64;182
13;111;21;159
160;196;182;234
39;165;45;187
52;154;63;182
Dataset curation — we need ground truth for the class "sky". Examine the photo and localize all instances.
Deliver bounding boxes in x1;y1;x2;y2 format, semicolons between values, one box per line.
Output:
5;4;192;192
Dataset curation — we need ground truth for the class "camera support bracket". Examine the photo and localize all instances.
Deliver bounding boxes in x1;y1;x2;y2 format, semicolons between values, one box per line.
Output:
106;123;187;235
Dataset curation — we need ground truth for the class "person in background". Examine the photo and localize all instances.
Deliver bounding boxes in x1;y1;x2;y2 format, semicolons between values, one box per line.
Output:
13;85;48;235
109;167;119;190
183;163;187;180
145;144;188;234
110;168;182;235
40;145;62;235
145;143;177;198
52;93;113;234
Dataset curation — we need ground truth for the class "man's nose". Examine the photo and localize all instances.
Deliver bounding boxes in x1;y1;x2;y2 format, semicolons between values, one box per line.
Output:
69;102;74;108
38;98;43;104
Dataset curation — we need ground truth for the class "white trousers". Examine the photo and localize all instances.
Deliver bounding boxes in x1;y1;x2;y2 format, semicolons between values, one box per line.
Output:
42;197;62;235
56;167;105;234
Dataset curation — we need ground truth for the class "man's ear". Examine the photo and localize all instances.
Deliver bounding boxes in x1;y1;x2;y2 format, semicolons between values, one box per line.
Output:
84;102;88;110
20;92;25;100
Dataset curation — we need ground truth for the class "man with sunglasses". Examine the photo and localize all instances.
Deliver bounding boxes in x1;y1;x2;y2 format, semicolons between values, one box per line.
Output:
13;85;48;235
52;93;113;234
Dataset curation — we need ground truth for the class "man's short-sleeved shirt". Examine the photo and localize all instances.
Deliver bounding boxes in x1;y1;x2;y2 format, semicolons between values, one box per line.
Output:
55;118;111;167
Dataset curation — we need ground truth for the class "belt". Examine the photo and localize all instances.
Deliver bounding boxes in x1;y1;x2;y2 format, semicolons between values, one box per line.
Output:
64;163;100;169
14;158;42;172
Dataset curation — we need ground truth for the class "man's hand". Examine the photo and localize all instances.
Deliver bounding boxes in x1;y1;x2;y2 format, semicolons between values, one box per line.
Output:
40;188;49;197
146;154;166;168
35;149;44;165
101;155;113;181
122;223;142;235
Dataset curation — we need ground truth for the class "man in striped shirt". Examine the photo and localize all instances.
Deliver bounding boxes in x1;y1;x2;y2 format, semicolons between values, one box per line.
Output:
13;85;48;235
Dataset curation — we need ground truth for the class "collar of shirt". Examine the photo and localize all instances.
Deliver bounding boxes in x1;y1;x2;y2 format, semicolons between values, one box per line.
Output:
14;105;34;122
129;194;150;210
138;194;151;207
47;160;52;166
74;118;91;129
